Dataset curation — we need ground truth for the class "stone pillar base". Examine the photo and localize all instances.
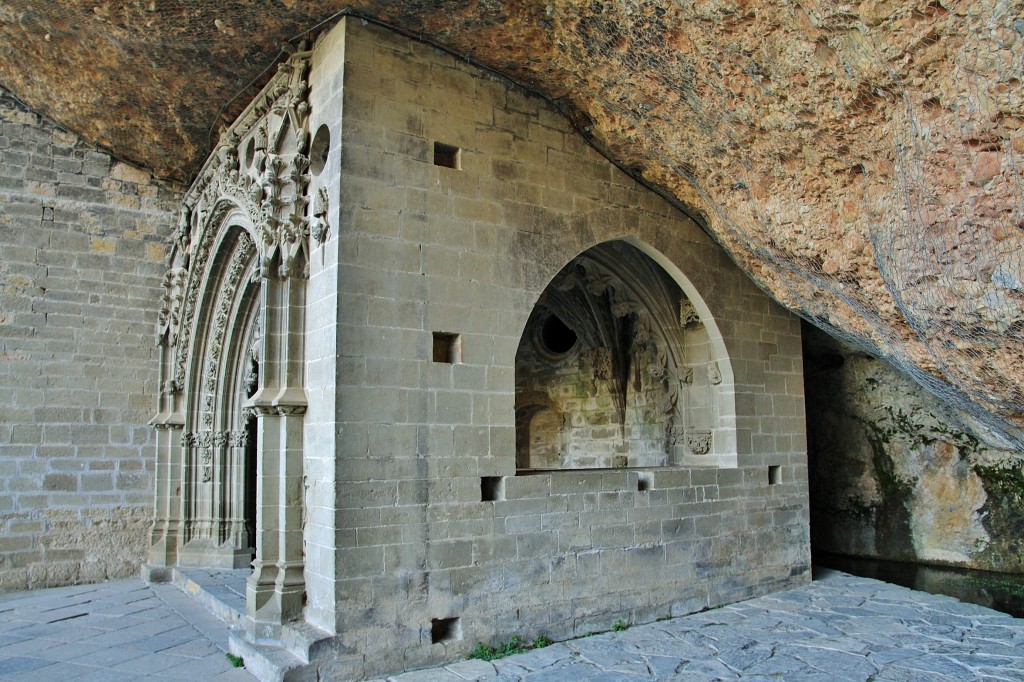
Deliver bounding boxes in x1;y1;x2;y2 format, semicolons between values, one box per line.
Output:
245;562;305;643
177;540;254;570
141;564;172;583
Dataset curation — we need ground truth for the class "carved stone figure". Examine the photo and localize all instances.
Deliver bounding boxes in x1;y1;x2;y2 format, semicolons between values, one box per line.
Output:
311;185;330;247
708;361;722;385
686;430;712;455
680;297;701;327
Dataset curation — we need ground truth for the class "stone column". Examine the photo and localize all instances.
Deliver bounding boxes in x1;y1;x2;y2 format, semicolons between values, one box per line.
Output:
224;427;251;550
145;347;185;581
245;273;306;640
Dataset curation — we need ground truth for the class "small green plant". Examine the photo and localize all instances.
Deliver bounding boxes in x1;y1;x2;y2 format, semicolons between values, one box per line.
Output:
225;653;245;668
468;633;556;661
468;636;524;661
612;619;628;632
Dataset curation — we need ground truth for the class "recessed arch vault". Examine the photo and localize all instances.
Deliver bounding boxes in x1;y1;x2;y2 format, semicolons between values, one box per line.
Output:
514;239;737;470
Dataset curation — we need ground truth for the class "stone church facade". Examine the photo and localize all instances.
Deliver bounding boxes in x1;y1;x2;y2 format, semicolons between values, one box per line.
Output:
3;17;809;681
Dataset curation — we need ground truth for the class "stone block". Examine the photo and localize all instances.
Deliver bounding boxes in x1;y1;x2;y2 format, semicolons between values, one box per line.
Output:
42;473;78;492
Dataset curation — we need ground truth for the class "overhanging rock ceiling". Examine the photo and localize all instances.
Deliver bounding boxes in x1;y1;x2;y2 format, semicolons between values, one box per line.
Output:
1;0;1022;449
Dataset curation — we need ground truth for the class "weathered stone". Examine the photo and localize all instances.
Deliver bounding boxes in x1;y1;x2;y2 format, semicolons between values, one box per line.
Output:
805;324;1024;572
131;18;811;679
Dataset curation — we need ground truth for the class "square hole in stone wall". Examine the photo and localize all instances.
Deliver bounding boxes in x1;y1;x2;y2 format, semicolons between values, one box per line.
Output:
432;332;462;364
433;141;461;170
768;465;782;485
637;473;652;492
481;476;504;502
431;616;461;644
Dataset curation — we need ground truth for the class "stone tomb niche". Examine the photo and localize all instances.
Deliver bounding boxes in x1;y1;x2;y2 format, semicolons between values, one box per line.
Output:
515;241;724;470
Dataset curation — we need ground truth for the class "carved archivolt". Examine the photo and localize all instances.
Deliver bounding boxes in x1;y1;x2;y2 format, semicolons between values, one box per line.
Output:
150;44;313;574
157;50;315;398
200;238;256;428
182;430;251;484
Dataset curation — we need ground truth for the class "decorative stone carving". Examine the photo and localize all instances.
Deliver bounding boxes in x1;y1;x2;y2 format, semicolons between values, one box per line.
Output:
645;344;668;380
157;267;185;347
310;185;330;248
686;430;712;455
679;297;701;327
707;361;722;385
199;239;255;426
182;429;251;484
680;366;694;384
582;347;612;380
159;48;313;391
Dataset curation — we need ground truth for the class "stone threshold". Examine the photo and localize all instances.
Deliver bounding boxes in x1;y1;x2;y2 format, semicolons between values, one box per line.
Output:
168;567;334;682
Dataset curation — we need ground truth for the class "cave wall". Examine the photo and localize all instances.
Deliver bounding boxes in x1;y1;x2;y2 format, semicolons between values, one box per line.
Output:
0;92;178;591
805;323;1024;572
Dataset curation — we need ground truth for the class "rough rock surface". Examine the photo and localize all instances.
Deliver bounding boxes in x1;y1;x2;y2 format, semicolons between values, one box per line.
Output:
805;324;1024;572
0;0;1021;448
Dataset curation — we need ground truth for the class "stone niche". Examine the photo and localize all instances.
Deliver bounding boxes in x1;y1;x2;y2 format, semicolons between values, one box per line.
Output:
515;241;729;470
146;17;810;681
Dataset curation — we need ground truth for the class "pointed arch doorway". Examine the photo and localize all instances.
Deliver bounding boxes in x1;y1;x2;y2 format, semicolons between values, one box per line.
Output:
147;49;314;638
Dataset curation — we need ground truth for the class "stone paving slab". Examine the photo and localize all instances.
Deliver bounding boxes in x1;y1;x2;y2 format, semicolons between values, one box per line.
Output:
0;579;256;681
373;569;1024;682
1;570;1023;681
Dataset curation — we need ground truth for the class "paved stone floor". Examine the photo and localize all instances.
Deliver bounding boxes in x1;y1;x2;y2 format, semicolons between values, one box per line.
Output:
0;579;256;681
1;569;1023;681
373;569;1024;682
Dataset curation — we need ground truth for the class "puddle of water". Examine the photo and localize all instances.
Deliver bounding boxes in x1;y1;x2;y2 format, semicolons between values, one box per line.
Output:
814;552;1024;618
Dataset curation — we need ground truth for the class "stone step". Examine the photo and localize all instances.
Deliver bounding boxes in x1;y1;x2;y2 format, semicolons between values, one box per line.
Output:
167;566;362;681
229;626;366;682
170;567;247;627
229;630;306;682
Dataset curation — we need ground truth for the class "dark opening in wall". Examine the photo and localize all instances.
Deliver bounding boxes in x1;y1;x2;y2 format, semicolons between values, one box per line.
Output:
637;473;651;492
310;124;330;176
431;616;461;643
244;137;256;169
769;465;782;485
433;332;462;363
481;476;504;502
540;314;578;356
433;141;461;170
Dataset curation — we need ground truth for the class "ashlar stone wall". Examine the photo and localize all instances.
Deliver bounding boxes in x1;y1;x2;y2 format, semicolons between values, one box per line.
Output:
0;91;178;591
301;19;810;679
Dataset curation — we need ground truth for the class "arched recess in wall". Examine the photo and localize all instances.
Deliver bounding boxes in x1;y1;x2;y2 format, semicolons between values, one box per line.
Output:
177;216;261;569
514;239;737;470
